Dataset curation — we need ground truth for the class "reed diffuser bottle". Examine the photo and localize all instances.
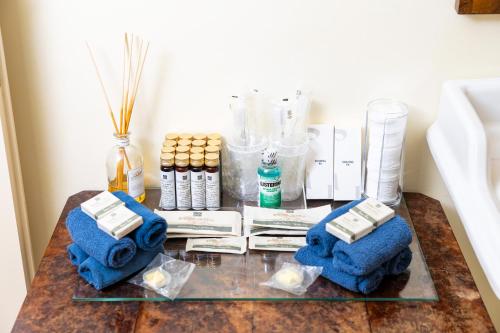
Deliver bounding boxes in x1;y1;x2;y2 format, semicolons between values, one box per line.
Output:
106;133;145;202
87;32;149;203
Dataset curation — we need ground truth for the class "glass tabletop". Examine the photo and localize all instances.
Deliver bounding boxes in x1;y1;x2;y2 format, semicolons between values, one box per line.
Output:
73;190;438;302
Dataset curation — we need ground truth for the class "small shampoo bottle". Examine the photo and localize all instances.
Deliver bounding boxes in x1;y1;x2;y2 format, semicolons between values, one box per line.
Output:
258;148;282;208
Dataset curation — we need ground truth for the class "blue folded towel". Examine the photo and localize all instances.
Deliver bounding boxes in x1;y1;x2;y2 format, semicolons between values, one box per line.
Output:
383;247;412;275
295;246;385;294
112;191;167;251
306;199;363;257
66;208;137;268
67;243;89;266
78;246;164;290
332;215;412;275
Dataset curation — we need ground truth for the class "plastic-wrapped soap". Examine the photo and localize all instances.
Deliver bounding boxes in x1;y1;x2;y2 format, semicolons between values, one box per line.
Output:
143;268;170;289
274;266;304;288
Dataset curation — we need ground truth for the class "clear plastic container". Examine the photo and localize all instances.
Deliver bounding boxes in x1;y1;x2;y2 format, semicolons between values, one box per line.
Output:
276;139;309;201
222;138;268;201
362;99;408;207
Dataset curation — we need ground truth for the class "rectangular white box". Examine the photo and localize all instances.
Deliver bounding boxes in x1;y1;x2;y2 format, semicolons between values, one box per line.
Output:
333;127;362;201
81;191;124;220
325;212;373;244
97;205;143;240
306;124;334;199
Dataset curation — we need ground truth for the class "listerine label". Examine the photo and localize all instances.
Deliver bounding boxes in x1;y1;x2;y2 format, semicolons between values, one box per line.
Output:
259;175;281;208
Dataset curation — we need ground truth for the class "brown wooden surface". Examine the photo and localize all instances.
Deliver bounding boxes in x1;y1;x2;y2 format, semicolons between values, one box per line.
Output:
456;0;500;13
12;190;495;333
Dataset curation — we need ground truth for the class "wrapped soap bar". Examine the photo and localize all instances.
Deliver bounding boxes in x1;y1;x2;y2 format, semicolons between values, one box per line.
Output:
81;191;124;220
350;198;394;227
325;212;373;244
97;205;143;240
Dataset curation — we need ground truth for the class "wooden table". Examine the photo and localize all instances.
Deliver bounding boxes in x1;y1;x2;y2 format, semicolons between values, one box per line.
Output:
12;191;494;332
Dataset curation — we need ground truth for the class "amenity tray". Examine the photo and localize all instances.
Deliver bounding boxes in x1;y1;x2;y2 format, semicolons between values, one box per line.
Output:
73;190;438;302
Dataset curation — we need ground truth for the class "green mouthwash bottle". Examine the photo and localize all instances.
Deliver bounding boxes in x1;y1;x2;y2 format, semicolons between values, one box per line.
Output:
258;147;282;208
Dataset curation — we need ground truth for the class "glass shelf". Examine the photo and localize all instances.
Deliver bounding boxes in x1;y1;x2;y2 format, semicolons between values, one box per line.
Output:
73;190;438;302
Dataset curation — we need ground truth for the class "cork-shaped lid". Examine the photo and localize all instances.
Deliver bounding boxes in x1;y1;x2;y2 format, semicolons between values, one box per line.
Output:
190;147;204;155
193;133;207;141
207;139;222;147
160;153;175;166
176;145;190;154
192;139;206;148
190;153;204;167
175;153;190;167
163;139;177;147
164;133;179;141
178;139;192;147
205;153;219;167
179;133;193;140
204;145;220;154
161;146;176;154
207;133;221;141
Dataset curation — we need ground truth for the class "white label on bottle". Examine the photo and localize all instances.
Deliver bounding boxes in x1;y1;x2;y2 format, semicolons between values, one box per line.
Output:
191;170;206;210
160;170;176;210
175;170;191;210
206;171;220;210
127;167;145;199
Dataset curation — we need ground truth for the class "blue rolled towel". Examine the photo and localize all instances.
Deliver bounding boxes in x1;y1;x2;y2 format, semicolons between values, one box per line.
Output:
306;199;363;257
67;243;89;266
332;215;412;276
383;247;412;275
66;208;137;268
112;191;167;251
78;246;164;290
295;246;385;294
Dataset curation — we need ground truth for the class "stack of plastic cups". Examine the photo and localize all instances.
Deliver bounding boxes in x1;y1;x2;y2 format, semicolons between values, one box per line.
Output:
363;99;408;207
276;139;309;201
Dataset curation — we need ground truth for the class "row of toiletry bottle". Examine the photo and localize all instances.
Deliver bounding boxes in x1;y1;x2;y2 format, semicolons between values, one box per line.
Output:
160;133;221;211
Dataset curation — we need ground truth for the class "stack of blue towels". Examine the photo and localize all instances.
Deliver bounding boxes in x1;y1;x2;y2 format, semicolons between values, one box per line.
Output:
66;191;167;290
294;199;413;294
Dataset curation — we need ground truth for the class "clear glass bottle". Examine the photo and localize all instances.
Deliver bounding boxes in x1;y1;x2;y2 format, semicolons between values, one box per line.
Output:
258;148;282;208
106;133;146;203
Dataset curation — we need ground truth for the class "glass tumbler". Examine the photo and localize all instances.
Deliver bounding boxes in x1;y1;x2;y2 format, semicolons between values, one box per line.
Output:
362;99;408;207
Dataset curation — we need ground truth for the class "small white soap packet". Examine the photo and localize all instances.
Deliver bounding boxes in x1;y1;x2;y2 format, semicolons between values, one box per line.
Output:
260;262;322;296
128;253;195;300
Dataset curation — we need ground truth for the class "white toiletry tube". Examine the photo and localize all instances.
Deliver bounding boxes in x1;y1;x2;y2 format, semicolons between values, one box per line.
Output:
306;124;334;199
334;127;362;201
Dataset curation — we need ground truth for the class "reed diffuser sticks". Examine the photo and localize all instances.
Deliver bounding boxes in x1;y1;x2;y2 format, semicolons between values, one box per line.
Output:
87;33;149;195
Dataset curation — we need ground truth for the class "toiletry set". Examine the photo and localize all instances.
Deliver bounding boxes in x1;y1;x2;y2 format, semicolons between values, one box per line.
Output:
159;133;221;211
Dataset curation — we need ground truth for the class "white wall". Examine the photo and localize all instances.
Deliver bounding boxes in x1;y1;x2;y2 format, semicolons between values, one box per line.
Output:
0;42;28;333
1;0;500;329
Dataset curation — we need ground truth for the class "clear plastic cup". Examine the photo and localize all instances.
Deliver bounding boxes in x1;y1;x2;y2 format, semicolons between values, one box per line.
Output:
276;139;309;201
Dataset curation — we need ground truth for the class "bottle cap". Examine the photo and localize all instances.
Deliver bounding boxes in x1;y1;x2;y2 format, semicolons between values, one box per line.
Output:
261;148;278;167
207;139;222;147
178;139;192;147
161;146;176;154
205;153;220;167
176;146;190;154
160;153;175;166
192;139;206;148
204;145;220;154
207;133;221;141
193;133;207;141
190;147;204;155
190;153;204;167
175;153;190;167
179;133;193;140
164;133;179;141
163;139;177;147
